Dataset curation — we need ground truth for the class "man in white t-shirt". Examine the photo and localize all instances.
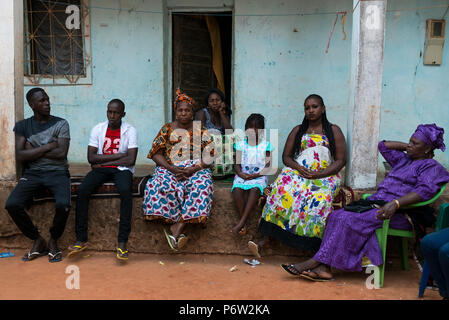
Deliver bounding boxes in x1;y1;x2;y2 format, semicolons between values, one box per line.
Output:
67;99;138;261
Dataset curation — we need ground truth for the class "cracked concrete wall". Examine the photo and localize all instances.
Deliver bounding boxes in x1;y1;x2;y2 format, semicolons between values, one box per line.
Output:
380;0;449;169
233;0;353;171
3;0;448;184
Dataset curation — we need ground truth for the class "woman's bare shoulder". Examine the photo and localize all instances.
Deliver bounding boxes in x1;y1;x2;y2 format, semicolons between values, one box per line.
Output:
331;124;344;135
290;125;301;135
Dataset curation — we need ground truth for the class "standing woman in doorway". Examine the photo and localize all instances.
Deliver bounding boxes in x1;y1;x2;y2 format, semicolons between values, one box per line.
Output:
249;94;346;257
195;88;233;134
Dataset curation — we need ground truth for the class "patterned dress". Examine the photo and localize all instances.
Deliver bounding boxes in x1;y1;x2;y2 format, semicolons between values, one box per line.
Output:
259;134;341;250
231;140;273;195
142;123;215;224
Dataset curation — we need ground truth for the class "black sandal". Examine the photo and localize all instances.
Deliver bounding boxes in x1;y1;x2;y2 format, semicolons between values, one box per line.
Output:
48;251;62;263
281;264;303;276
22;248;49;262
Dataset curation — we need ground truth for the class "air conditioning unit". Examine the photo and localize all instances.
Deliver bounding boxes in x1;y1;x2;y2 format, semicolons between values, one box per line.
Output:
424;19;445;65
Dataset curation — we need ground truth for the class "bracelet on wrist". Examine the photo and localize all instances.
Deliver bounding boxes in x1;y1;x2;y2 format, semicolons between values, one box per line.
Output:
393;199;400;209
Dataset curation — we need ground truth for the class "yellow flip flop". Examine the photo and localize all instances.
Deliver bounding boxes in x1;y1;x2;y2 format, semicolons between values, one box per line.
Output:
116;247;129;261
67;242;88;258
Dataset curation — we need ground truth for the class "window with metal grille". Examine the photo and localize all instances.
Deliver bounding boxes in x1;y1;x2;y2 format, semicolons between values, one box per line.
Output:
24;0;92;85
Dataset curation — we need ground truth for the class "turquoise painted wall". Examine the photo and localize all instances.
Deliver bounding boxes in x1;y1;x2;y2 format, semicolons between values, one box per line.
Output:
233;0;449;170
24;0;166;165
233;0;353;171
381;0;449;169
23;0;449;171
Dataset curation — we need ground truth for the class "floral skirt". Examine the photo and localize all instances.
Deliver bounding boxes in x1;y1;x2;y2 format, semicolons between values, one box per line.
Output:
261;167;341;239
142;160;214;224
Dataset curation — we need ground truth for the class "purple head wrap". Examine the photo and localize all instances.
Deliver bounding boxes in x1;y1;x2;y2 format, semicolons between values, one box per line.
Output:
412;123;446;152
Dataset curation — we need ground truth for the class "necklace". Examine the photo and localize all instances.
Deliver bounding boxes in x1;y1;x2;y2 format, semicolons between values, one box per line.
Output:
309;127;321;134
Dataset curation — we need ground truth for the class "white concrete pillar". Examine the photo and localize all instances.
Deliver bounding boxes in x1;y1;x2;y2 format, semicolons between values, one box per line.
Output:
346;0;387;189
0;0;24;181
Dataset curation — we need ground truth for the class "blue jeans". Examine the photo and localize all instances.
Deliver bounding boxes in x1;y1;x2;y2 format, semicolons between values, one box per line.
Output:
421;228;449;298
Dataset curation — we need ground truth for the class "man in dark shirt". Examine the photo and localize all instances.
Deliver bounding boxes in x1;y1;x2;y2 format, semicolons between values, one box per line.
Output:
5;87;71;263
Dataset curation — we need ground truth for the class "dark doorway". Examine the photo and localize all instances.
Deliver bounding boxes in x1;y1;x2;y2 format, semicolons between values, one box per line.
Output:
172;12;232;120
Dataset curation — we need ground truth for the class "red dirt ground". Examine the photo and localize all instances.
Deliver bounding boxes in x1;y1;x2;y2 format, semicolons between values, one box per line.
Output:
0;247;442;300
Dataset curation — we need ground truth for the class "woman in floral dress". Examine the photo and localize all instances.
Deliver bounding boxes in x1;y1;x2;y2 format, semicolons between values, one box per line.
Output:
248;94;346;257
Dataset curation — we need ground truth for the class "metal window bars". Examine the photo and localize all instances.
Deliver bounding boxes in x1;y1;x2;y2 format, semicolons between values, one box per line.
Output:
24;0;91;85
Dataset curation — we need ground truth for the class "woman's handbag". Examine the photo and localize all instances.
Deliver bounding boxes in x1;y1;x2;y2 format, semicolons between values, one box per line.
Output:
344;199;386;213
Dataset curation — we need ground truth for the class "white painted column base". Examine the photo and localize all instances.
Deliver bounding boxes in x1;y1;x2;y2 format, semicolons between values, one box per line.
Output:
0;0;24;181
346;0;387;189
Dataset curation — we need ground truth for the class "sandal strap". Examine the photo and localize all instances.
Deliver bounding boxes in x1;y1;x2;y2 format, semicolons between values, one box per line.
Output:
70;243;87;250
48;251;62;258
163;229;179;251
117;248;128;254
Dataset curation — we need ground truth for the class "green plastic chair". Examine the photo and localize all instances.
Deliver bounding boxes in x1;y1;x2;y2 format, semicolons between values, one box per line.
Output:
362;184;446;288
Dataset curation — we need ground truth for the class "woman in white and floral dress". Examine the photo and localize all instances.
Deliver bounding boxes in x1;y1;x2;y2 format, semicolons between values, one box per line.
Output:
248;94;347;258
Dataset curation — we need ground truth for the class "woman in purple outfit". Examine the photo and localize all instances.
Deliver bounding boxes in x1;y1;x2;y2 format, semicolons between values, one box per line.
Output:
281;123;449;281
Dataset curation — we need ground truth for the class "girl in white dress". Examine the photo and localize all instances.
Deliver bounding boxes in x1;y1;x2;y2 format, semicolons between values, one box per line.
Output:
231;114;273;235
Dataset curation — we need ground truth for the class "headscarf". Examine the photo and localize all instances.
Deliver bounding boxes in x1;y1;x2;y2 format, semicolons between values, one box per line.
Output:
412;123;446;152
173;88;195;110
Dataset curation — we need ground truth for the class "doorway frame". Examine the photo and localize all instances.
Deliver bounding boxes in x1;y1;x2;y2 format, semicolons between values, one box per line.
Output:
164;6;235;124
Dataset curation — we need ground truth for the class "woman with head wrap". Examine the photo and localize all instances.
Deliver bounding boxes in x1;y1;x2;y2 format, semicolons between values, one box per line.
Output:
281;123;449;281
142;89;216;251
